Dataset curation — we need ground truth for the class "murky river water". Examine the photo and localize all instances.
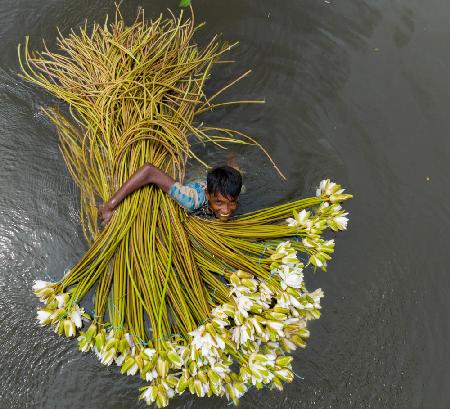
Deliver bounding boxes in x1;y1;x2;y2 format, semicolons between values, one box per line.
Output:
1;0;449;408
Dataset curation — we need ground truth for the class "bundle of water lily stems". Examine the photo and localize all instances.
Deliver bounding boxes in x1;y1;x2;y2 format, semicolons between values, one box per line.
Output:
20;7;352;407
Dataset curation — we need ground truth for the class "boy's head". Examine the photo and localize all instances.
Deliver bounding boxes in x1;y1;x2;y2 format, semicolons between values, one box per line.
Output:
206;166;242;221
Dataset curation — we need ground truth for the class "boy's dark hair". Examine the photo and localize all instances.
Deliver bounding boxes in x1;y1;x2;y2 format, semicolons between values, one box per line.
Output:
207;166;242;198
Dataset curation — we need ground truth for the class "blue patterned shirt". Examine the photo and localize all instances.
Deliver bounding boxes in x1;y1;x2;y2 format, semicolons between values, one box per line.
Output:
168;181;207;212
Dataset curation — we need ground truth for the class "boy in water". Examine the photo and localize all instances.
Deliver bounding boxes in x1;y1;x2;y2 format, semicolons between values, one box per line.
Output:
98;163;242;224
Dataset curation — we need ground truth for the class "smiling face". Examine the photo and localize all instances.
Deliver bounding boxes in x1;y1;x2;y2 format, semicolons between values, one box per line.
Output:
205;191;239;222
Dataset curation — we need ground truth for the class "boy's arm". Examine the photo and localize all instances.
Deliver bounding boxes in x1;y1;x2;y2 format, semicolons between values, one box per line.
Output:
99;163;175;224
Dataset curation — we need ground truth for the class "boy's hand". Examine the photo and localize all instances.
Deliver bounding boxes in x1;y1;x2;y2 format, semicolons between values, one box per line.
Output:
98;203;114;225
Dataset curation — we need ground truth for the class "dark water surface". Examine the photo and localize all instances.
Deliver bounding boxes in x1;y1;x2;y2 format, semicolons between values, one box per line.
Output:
1;0;449;408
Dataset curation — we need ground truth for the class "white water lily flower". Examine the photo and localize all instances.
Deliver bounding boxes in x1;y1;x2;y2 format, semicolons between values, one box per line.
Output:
70;306;84;328
55;294;66;308
64;319;76;337
115;354;125;366
286;217;297;226
145;368;158;381
100;348;116;366
277;292;302;310
309;254;324;267
266;321;285;338
36;309;52;326
211;362;229;378
211;306;227;319
247;353;276;384
248;317;264;335
316;179;338;197
212;318;229;329
126;362;139;376
32;280;52;291
287;209;312;229
302;237;318;248
274;241;290;255
236;295;253;317
259;282;273;298
276;265;304;290
333;215;349;230
231;324;252;347
317;201;330;213
310;288;324;307
141;385;157;404
124;333;135;347
189;326;223;359
214;334;226;350
143;348;156;360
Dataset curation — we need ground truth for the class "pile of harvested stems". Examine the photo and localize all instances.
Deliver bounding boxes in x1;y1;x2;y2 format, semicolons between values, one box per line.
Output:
21;8;352;407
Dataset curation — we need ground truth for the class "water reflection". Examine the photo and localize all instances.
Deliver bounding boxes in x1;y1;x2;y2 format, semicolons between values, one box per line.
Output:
1;0;449;408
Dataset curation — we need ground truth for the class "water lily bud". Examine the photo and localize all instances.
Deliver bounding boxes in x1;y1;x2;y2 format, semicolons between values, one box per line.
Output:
85;323;97;341
241;278;257;292
55;320;64;336
165;374;178;388
188;377;195;394
221;303;235;317
167;350;182;368
265;311;287;320
205;323;216;336
117;337;129;354
176;376;189;393
275;368;294;382
230;274;241;287
156;384;168;408
121;356;137;375
272;376;284;391
70;309;82;329
46;298;58;310
197;370;208;384
279;338;297;352
236;270;253;279
105;336;119;351
145;368;158;382
32;280;53;291
276;356;293;367
78;335;89;352
207;368;221;385
141;360;152;375
140;385;157;404
64;319;76;337
35;287;55;302
156;357;169;378
143;347;156;360
193;379;205;397
100;347;116;366
234;311;244;326
330;193;353;203
95;331;106;351
225;383;236;404
274;305;290;314
135;354;145;370
50;308;66;324
290;334;306;348
36;309;52;326
249;304;263;314
235;381;247;396
209;379;221;396
267;321;285;337
56;293;70;308
297;328;310;338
